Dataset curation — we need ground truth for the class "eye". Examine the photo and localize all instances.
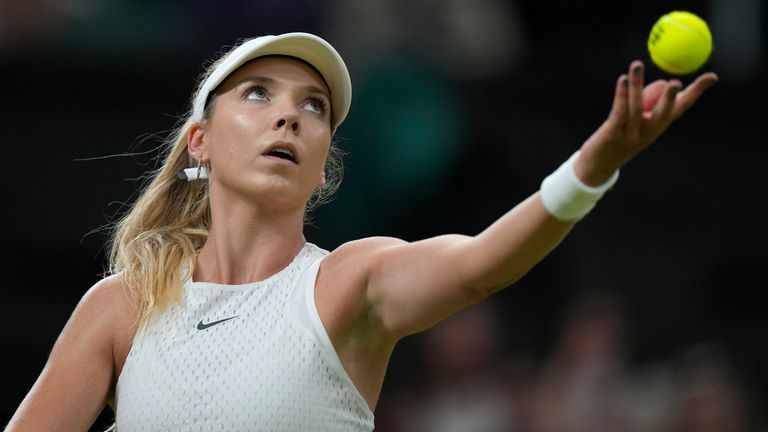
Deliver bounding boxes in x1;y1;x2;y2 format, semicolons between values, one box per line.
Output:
245;85;269;101
304;97;328;115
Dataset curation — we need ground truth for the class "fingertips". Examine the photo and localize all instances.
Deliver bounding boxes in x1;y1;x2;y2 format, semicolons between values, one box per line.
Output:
701;71;719;82
664;81;681;110
626;60;645;132
699;72;720;90
669;79;683;94
686;72;718;95
654;81;678;110
616;74;629;92
629;60;645;87
610;74;629;122
648;80;680;129
672;75;710;119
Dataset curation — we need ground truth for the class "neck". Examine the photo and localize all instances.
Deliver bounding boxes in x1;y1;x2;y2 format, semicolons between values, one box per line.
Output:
194;189;307;285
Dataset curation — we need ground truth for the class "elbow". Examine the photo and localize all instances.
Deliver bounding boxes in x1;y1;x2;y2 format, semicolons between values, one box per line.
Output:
459;245;530;298
469;274;523;299
459;235;543;298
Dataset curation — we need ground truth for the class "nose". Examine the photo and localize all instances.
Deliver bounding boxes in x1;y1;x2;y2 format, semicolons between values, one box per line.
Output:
273;107;300;134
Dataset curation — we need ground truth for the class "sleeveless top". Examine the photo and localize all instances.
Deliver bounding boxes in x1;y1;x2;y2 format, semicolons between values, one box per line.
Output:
114;242;375;431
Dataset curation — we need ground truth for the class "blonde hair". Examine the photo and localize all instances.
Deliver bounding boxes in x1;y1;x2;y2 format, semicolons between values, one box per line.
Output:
108;42;343;326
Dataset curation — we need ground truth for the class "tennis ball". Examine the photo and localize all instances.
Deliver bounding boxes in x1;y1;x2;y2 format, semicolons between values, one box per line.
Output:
648;11;713;75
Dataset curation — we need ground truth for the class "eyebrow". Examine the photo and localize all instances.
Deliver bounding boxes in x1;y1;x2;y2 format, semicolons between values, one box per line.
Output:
235;75;330;99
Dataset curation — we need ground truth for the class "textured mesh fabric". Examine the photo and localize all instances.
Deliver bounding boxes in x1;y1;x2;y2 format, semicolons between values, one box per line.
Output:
115;243;375;431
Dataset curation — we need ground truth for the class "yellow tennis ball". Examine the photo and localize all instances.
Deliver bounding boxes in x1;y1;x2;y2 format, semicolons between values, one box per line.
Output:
648;11;713;75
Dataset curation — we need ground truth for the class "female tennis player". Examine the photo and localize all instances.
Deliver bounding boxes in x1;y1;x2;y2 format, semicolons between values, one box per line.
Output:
6;32;718;431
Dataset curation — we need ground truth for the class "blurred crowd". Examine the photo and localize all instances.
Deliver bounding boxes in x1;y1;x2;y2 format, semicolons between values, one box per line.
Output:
376;292;754;432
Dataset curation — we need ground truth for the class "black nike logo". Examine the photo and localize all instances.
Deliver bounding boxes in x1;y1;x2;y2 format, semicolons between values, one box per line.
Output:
196;316;238;331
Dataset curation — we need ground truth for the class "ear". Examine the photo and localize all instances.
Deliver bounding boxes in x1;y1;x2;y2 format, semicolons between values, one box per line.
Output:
187;122;209;163
319;171;326;189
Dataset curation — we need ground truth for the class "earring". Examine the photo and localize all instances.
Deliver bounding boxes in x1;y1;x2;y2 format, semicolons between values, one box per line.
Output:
177;160;209;181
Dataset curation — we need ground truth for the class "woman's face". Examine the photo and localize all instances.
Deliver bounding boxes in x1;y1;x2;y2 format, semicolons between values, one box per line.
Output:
191;56;333;211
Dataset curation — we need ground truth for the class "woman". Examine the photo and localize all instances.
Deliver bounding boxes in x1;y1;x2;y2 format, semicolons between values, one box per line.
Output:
6;32;717;431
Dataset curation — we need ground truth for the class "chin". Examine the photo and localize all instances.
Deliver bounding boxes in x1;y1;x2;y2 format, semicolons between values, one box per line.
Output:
254;181;315;212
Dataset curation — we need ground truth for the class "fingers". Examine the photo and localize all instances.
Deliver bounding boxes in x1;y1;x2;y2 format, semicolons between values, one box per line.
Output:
626;60;645;135
609;73;629;125
642;79;669;112
605;64;717;144
648;79;682;132
672;72;720;119
608;61;656;131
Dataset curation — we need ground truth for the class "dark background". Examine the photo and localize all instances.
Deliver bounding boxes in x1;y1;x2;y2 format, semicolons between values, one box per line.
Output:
2;0;766;430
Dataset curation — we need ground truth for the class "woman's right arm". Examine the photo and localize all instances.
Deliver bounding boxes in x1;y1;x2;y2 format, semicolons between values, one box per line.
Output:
5;275;134;432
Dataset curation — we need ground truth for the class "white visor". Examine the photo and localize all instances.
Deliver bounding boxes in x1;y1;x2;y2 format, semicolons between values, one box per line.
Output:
191;32;352;131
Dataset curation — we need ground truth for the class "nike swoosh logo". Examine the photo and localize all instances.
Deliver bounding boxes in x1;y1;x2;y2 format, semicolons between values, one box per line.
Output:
196;315;238;331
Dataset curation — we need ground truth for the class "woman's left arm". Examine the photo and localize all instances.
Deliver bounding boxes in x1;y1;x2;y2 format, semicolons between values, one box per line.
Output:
360;61;718;341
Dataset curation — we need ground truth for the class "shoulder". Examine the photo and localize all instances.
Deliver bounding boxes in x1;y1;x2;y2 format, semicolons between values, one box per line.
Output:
64;274;139;359
76;274;135;322
322;236;407;272
7;275;139;429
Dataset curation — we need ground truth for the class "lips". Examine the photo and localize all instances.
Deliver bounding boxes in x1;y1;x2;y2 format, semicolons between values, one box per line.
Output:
262;141;299;164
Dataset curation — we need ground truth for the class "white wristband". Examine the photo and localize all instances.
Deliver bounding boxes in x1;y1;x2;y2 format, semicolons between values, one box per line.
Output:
540;150;619;222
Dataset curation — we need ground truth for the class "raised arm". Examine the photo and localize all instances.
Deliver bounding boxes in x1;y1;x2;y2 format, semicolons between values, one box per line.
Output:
353;60;718;341
5;276;136;432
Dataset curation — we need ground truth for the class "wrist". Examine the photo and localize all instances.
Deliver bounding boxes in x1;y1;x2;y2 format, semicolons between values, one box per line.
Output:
573;149;621;187
540;150;619;222
573;143;620;187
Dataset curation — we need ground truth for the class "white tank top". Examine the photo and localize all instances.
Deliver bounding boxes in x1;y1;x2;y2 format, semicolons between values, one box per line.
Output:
114;243;375;431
